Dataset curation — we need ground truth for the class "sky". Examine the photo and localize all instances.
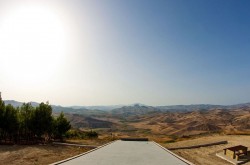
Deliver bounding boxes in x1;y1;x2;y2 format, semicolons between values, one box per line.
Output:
0;0;250;106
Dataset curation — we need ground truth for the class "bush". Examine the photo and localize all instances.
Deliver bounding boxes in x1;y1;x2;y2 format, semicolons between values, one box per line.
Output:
65;129;98;139
85;131;98;139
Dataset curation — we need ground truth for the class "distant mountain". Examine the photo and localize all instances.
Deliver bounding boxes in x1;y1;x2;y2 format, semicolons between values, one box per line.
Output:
227;103;250;109
3;100;106;116
52;105;107;116
4;100;39;107
156;103;250;112
4;100;250;116
110;104;161;116
86;103;250;112
69;105;124;111
157;104;227;111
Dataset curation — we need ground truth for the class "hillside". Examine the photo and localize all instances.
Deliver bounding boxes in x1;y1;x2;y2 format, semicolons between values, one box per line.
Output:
61;107;250;138
121;108;250;136
65;114;113;129
4;100;250;137
110;104;160;116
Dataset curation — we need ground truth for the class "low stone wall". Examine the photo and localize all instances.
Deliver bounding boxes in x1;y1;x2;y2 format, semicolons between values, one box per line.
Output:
168;141;228;150
52;142;97;148
120;138;149;141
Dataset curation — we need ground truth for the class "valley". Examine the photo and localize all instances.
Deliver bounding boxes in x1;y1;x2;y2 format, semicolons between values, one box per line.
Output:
64;105;250;140
3;100;250;165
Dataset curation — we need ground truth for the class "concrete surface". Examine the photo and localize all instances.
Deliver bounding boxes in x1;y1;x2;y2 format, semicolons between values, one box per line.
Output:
53;140;191;165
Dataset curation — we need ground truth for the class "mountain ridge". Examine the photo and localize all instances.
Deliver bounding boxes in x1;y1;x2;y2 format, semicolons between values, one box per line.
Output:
4;100;250;115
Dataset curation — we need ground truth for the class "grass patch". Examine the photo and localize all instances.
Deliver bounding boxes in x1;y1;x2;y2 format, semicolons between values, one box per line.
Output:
164;139;176;143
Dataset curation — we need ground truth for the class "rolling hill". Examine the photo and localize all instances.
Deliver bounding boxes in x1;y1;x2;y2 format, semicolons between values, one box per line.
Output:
4;100;250;137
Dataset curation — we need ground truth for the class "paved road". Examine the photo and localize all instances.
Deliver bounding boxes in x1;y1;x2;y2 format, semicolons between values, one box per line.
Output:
54;140;190;165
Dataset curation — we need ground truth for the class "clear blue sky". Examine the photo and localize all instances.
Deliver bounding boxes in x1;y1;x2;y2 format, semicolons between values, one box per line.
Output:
0;0;250;106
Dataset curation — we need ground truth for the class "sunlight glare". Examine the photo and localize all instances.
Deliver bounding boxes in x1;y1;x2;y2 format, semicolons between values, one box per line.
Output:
0;3;68;85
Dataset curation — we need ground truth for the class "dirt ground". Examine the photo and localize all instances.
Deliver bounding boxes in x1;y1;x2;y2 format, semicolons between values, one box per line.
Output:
1;135;250;165
162;134;250;165
0;137;113;165
0;144;90;165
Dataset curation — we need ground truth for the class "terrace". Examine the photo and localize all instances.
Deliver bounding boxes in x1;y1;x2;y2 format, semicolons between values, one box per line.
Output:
51;140;193;165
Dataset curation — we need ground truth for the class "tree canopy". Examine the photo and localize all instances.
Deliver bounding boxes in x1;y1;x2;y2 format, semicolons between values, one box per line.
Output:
0;97;71;144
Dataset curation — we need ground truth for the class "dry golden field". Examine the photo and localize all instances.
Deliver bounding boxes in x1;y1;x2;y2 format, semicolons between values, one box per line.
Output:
0;144;90;165
0;137;112;165
162;134;250;165
0;134;250;165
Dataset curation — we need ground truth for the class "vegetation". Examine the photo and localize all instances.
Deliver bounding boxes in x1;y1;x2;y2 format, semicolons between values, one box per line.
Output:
0;97;71;144
65;129;98;139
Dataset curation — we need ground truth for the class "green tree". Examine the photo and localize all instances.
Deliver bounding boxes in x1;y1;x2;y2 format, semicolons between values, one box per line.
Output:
0;96;5;141
0;96;72;144
54;112;71;140
85;130;98;139
19;103;34;142
30;102;53;141
4;104;19;142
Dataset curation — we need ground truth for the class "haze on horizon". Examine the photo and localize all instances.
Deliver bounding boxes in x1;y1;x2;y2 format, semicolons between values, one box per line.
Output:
1;0;250;106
